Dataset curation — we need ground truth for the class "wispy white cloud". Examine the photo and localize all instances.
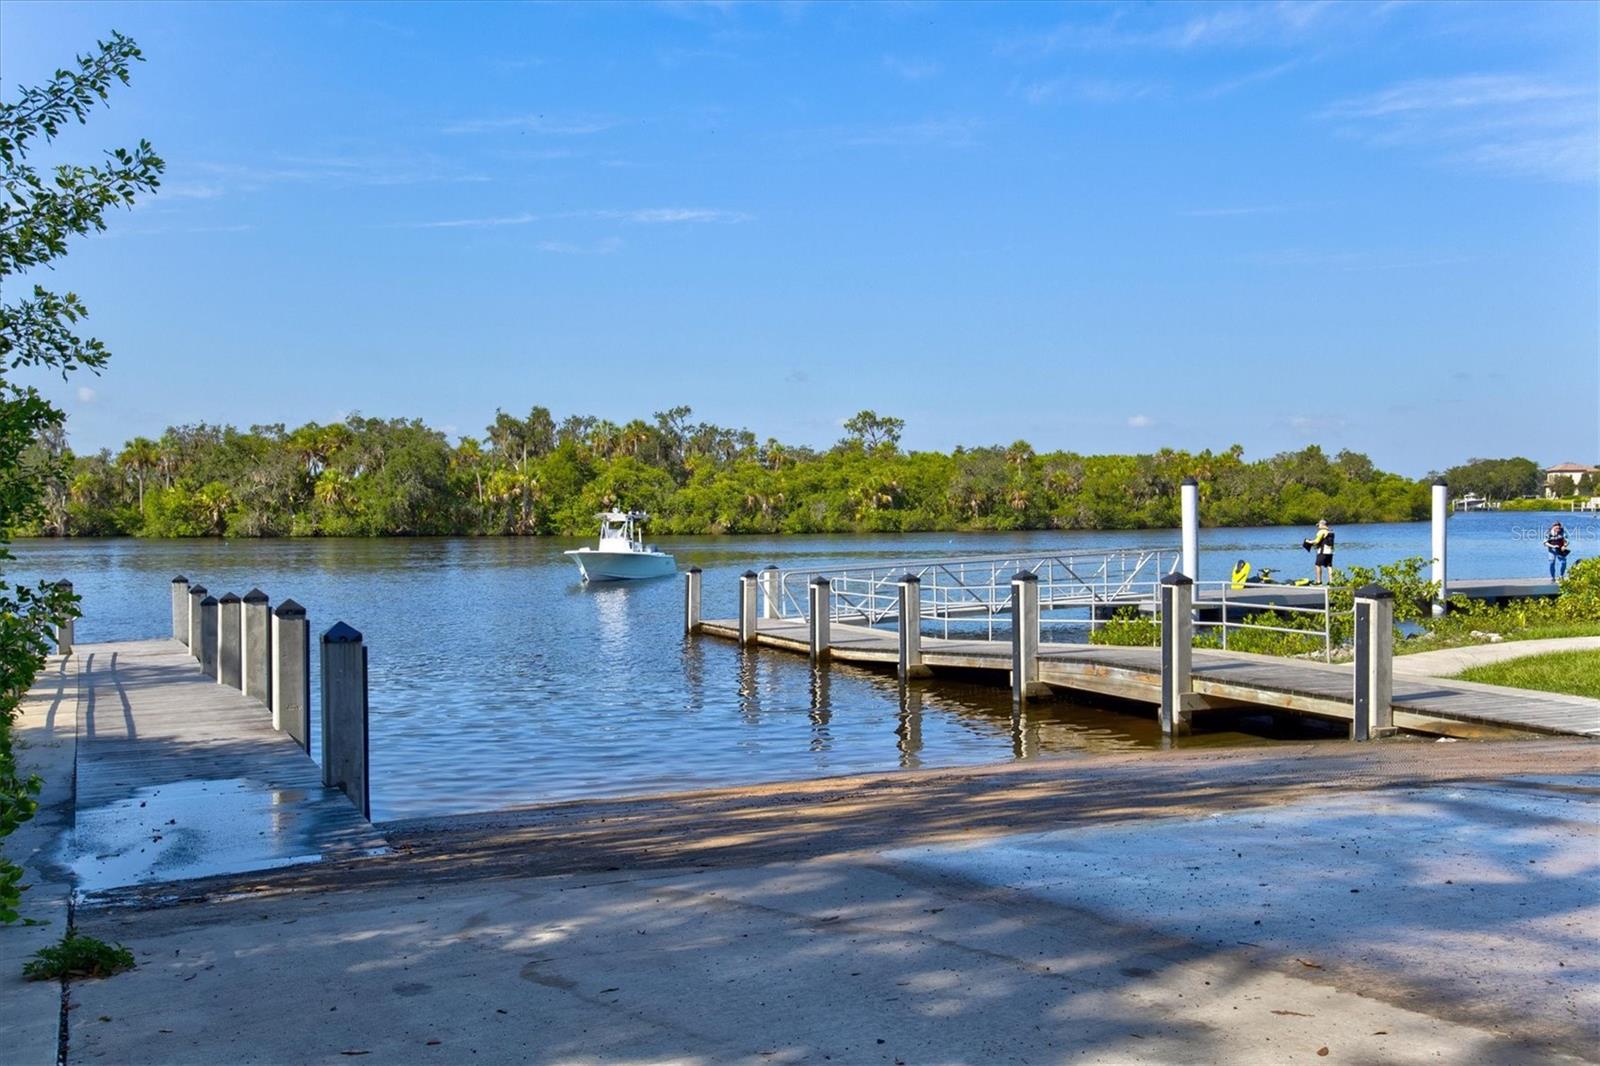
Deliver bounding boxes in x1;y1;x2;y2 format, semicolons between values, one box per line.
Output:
1199;57;1304;99
1322;74;1597;182
191;155;488;190
537;238;623;255
883;55;941;81
405;207;752;229
1000;1;1345;57
441;114;618;135
1127;414;1154;429
1016;77;1164;106
76;387;97;404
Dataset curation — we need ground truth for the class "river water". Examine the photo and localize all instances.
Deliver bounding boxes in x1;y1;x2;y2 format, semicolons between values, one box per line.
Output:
8;511;1590;821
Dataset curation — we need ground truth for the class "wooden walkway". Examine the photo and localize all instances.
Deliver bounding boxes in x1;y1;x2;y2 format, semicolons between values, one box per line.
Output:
700;619;1600;739
68;639;382;894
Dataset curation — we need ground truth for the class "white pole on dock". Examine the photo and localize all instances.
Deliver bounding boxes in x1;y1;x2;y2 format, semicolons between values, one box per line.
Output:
53;579;74;655
187;584;208;659
242;589;272;706
171;576;190;645
1352;584;1396;741
1158;573;1194;737
897;574;930;679
1180;477;1199;581
761;565;782;620
217;592;243;689
1010;571;1045;703
683;568;702;635
1431;478;1449;616
271;599;311;752
738;571;759;645
320;622;370;819
198;595;220;679
808;576;832;661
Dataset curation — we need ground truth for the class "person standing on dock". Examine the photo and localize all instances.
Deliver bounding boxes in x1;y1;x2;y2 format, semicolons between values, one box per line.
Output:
1545;522;1569;581
1303;519;1335;585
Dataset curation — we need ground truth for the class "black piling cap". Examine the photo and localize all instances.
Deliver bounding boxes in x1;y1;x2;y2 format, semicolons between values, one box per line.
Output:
200;595;218;606
1160;572;1194;586
172;575;189;584
1012;571;1039;583
742;569;759;579
1433;477;1447;487
219;592;241;604
810;575;831;586
1355;583;1393;600
899;573;921;585
763;564;779;571
54;579;73;591
189;584;207;596
322;621;363;644
687;566;702;575
242;588;269;604
273;598;306;619
1181;476;1198;487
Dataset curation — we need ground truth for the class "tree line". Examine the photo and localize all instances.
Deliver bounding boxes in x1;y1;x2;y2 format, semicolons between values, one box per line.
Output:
20;406;1435;537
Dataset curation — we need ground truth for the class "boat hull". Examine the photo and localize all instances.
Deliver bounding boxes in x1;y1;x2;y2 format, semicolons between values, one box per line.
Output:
565;549;677;582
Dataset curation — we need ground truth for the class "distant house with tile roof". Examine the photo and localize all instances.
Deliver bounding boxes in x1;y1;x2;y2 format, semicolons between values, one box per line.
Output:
1543;462;1599;497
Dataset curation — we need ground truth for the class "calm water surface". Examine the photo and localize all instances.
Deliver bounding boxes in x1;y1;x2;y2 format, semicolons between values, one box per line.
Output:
10;512;1590;821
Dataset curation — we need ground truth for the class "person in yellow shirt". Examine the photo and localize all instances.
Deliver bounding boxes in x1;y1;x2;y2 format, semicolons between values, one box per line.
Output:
1303;519;1335;585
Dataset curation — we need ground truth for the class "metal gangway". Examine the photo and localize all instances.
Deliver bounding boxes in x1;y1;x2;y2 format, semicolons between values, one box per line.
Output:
774;546;1182;636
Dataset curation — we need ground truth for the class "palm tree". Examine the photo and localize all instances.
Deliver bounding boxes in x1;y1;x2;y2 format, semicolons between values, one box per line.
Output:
116;436;160;509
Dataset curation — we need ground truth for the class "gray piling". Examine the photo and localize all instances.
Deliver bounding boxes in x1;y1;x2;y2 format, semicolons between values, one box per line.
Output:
1353;584;1396;741
1010;571;1045;703
242;589;272;705
1431;478;1449;616
187;584;208;659
738;570;759;645
320;622;370;818
808;576;831;662
761;565;782;620
897;574;930;679
683;568;702;635
218;593;243;689
1159;573;1195;736
198;595;220;679
171;576;190;644
271;599;310;751
53;579;74;655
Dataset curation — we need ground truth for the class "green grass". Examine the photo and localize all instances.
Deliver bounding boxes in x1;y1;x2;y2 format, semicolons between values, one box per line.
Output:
1397;621;1600;656
22;932;135;981
1454;650;1600;700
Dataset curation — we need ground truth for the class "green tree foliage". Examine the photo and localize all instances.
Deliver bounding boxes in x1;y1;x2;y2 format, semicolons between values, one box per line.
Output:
23;405;1434;540
0;34;163;923
1438;457;1541;500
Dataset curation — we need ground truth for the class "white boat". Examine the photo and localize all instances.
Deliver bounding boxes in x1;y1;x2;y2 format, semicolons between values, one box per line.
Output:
564;510;677;582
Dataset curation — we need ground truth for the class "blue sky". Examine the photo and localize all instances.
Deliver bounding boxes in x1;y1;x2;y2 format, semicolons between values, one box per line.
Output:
3;0;1596;475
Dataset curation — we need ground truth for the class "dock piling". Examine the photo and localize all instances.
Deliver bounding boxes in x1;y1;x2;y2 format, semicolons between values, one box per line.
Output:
761;565;782;620
1431;478;1449;616
1180;477;1199;581
217;593;243;689
683;568;703;634
738;571;759;645
897;574;930;679
53;579;74;655
241;589;272;705
171;576;190;645
320;622;370;818
1353;584;1396;741
187;584;208;659
198;595;220;679
808;576;831;662
1010;571;1045;702
271;599;311;751
1159;573;1194;736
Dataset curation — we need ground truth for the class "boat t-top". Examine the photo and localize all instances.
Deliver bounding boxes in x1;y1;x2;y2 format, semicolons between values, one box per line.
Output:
564;510;677;582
